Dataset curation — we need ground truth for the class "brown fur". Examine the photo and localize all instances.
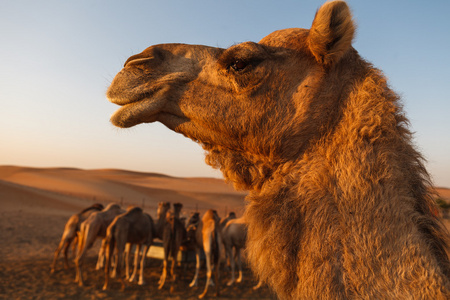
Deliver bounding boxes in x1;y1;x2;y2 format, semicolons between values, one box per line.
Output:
220;212;237;269
186;209;222;299
74;203;125;286
102;206;154;290
50;203;103;273
222;217;247;286
158;203;186;291
155;202;171;239
107;1;450;298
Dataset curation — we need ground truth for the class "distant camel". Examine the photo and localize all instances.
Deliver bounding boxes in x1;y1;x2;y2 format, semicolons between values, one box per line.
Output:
220;212;236;230
186;209;222;299
74;203;124;286
154;202;171;239
50;203;103;273
158;202;186;291
102;206;154;290
107;0;450;298
222;217;246;286
219;212;236;269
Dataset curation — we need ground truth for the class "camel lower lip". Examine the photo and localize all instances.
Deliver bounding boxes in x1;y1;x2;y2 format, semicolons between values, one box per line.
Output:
110;98;163;128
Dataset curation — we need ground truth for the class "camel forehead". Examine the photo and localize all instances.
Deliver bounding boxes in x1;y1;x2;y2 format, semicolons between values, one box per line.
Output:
259;28;309;50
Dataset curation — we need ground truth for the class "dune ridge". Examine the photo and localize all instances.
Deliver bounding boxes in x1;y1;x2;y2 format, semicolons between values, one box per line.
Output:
0;165;247;217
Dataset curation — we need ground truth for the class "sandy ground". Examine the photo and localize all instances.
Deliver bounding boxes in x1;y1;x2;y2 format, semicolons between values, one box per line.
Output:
0;166;277;299
0;166;449;299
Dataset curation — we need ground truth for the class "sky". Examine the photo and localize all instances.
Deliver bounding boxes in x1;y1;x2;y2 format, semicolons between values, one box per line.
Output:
1;0;450;187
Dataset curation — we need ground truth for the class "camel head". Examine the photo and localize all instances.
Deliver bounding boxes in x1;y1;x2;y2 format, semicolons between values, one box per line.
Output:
108;1;355;190
185;212;200;243
157;202;171;218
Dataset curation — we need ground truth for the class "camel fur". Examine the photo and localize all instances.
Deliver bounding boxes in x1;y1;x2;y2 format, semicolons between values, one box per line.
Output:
186;210;222;299
158;202;186;291
107;1;450;298
74;203;124;286
102;206;154;290
222;216;247;286
50;203;103;273
219;211;236;270
155;202;171;239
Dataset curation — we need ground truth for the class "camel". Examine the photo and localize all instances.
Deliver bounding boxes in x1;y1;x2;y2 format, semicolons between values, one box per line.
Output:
186;209;222;299
219;212;236;230
154;202;171;239
102;206;154;290
219;212;236;269
158;202;186;291
50;203;104;273
222;217;246;286
107;1;450;298
119;201;170;281
74;203;124;286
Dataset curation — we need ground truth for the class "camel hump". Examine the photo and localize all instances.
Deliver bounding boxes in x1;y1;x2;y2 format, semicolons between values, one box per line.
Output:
80;203;104;214
125;206;143;216
104;203;121;211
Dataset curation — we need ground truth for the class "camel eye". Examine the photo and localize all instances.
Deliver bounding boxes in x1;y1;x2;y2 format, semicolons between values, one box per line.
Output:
230;60;248;72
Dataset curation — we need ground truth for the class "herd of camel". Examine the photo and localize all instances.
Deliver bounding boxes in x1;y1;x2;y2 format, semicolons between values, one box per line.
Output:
50;201;254;298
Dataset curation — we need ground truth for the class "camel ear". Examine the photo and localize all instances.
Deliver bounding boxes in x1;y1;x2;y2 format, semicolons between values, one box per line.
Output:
308;1;355;66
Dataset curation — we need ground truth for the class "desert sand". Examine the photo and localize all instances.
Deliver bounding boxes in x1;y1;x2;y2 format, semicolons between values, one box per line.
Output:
1;166;448;299
0;166;277;299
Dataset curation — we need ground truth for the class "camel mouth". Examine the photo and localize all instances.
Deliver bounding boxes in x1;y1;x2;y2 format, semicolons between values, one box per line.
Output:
109;88;167;128
109;90;189;129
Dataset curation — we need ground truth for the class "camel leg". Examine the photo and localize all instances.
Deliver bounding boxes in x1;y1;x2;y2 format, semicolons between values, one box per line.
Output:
117;246;126;291
74;233;85;285
74;250;85;285
214;250;220;297
189;249;200;287
125;243;131;280
96;238;106;270
236;248;243;283
170;251;178;282
71;235;78;258
169;251;178;293
130;244;141;283
102;237;114;290
138;244;148;286
226;245;235;286
253;280;263;290
75;226;96;286
51;238;68;273
199;250;212;299
63;238;73;269
158;258;168;289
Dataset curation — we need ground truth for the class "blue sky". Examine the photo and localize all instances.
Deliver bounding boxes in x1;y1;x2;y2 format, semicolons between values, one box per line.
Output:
1;0;449;187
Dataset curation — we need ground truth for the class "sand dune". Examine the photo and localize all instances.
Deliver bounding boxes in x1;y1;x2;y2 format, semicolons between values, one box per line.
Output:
0;165;247;218
0;166;272;299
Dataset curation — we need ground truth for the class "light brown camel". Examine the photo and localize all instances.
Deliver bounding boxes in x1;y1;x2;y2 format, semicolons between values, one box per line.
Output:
155;202;171;239
50;203;104;273
74;203;124;286
219;211;236;269
186;209;222;299
107;1;450;298
158;202;186;291
222;217;246;286
102;206;154;290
